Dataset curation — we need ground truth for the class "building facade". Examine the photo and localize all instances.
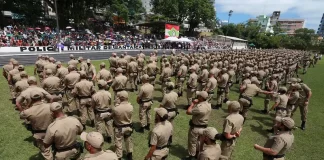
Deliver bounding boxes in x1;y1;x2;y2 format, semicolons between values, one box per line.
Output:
317;13;324;37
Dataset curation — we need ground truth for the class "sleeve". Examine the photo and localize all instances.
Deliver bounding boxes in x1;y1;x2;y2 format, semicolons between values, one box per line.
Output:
19;110;29;119
43;128;54;145
256;87;262;92
198;152;209;160
223;119;233;134
161;95;167;106
138;87;144;98
96;72;101;80
191;105;201;115
92;67;96;76
75;119;84;134
302;84;311;92
275;96;280;104
42;89;52;100
150;132;158;146
270;137;285;154
206;80;212;90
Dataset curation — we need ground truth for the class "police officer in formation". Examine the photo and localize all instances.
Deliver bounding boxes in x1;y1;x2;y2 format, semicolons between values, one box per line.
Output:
3;49;317;160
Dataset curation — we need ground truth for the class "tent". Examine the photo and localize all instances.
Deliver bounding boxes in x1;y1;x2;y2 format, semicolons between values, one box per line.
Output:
179;37;192;42
161;37;179;42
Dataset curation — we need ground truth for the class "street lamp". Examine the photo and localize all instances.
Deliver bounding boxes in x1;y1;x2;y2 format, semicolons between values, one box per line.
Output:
225;10;233;45
54;0;61;52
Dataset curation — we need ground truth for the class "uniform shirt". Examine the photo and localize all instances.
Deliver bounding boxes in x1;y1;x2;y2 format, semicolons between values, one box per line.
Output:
92;90;112;111
128;61;138;73
242;84;261;98
161;67;172;81
64;71;81;89
263;131;294;155
288;91;299;105
80;62;88;71
145;63;158;76
97;69;112;81
12;72;22;84
117;58;128;69
83;150;118;160
112;101;133;126
14;79;29;97
161;91;178;109
72;79;95;97
35;60;44;72
299;83;311;100
20;102;53;131
191;101;211;125
111;75;127;91
275;94;288;108
68;59;79;67
150;121;173;148
137;58;145;69
109;57;118;68
55;67;69;80
8;68;19;83
228;70;235;82
205;77;217;92
44;63;57;75
223;113;244;135
268;80;278;92
43;116;83;149
209;67;220;77
217;73;229;88
3;64;13;79
138;83;154;101
257;70;266;80
177;65;188;78
188;73;198;88
42;76;63;94
199;69;209;83
16;85;52;106
86;64;96;78
198;144;221;160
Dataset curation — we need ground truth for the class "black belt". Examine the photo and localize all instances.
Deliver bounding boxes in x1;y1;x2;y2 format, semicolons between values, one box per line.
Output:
189;120;207;128
276;107;286;111
288;103;296;105
156;145;168;150
95;108;112;114
114;89;125;92
140;99;153;103
55;143;78;152
166;108;178;112
208;91;214;94
37;70;43;73
77;96;92;99
32;129;47;134
51;92;64;96
218;86;226;89
263;153;285;159
113;122;133;128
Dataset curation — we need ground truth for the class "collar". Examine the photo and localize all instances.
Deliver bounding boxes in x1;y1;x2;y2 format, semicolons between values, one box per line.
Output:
55;115;67;121
84;151;105;158
32;101;44;106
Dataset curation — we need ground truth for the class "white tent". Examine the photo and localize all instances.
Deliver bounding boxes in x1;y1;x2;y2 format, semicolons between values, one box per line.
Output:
161;37;180;42
179;37;192;42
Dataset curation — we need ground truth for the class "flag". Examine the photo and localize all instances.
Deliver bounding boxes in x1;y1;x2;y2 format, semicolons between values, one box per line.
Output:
165;24;180;38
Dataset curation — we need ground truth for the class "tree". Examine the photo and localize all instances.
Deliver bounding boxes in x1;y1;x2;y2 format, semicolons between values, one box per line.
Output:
272;22;284;35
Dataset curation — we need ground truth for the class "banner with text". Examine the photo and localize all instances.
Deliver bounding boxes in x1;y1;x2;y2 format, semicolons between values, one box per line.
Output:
165;24;180;38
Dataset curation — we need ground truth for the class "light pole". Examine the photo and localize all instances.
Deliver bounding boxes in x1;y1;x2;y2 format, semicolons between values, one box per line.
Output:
224;10;233;45
55;0;61;52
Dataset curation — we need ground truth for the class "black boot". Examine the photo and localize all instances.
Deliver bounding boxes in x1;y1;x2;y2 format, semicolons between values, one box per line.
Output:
215;104;222;110
223;98;229;103
145;124;150;130
261;109;269;114
138;127;145;133
168;136;173;146
105;136;112;143
301;121;306;130
91;120;95;128
135;85;138;91
82;124;86;131
267;128;274;133
126;152;133;160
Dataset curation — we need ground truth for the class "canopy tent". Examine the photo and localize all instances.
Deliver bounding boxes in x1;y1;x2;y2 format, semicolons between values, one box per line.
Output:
161;37;179;42
178;37;192;42
249;43;255;47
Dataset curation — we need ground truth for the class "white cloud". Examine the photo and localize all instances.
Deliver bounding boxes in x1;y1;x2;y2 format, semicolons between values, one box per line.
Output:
217;0;324;30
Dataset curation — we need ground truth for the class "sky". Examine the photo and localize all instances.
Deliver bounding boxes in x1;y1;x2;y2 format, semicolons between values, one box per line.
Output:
215;0;324;31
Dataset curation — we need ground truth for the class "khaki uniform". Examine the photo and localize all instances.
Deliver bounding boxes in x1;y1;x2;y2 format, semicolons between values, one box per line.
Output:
198;144;221;160
35;60;44;82
3;63;13;80
14;78;29;98
198;69;209;91
83;150;118;160
149;121;173;160
44;63;57;75
109;57;118;76
264;80;278;111
112;101;134;158
42;75;64;96
177;64;188;95
43;116;83;160
55;67;69;81
92;90;113;138
274;94;288;118
287;91;299;117
161;90;178;122
225;70;235;99
144;63;158;85
127;61;138;90
216;73;229;105
68;59;79;68
8;67;19;97
188;101;211;157
72;79;95;125
86;64;96;82
187;72;198;105
263;131;294;160
20;102;54;159
160;67;172;95
294;83;311;121
239;84;261;118
16;86;52;109
80;62;88;71
97;68;113;82
138;83;154;127
117;58;128;74
220;113;244;160
204;77;217;102
63;71;80;113
137;57;145;82
111;75;127;103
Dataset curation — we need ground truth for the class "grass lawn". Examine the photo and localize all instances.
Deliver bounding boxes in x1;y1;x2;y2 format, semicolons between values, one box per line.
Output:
0;58;323;160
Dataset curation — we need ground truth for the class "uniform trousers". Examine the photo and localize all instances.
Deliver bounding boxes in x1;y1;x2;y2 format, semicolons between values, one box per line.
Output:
220;139;237;160
95;113;114;138
78;98;94;125
139;101;153;127
114;126;133;158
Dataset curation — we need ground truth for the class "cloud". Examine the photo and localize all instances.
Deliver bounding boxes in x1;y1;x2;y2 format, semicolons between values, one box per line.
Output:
216;0;324;30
